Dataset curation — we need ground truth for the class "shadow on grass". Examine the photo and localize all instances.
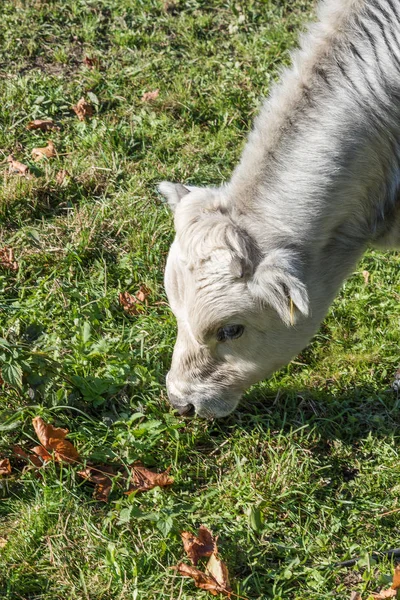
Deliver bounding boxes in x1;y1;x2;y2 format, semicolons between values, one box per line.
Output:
212;382;400;447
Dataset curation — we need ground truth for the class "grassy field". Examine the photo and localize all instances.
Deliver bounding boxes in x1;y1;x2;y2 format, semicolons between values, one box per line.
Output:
1;0;400;598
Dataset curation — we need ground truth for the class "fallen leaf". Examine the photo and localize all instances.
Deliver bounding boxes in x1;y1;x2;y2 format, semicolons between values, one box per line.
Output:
0;246;18;271
350;593;362;600
371;590;397;599
141;89;159;102
0;458;11;476
371;565;400;599
12;444;44;468
0;537;7;548
119;291;139;315
362;270;370;285
7;154;30;176
393;565;400;589
72;97;94;121
78;465;117;502
119;286;150;315
174;561;231;597
135;285;150;303
32;417;80;464
205;553;231;597
181;525;216;565
84;56;99;69
26;119;59;131
55;169;70;185
31;140;57;161
31;445;52;463
125;462;174;494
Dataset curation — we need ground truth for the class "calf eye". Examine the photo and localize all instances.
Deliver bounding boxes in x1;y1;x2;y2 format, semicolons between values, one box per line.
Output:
216;324;244;342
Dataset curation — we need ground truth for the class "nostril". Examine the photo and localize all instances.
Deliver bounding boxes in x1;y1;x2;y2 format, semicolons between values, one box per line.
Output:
178;403;195;417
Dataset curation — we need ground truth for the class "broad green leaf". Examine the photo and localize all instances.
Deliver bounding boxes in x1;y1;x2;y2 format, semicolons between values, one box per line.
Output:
2;362;23;388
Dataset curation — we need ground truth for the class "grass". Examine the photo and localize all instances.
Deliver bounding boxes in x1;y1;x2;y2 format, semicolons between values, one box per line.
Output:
1;0;400;598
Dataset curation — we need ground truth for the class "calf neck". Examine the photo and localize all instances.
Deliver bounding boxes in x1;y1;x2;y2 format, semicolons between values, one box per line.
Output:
160;0;400;418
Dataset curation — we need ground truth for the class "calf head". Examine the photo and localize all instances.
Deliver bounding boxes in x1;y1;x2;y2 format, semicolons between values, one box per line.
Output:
159;182;310;418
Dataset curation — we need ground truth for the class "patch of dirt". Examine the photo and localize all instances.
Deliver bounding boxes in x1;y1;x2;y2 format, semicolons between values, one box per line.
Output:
10;43;84;77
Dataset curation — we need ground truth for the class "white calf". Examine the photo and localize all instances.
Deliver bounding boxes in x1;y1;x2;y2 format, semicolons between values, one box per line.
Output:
160;0;400;418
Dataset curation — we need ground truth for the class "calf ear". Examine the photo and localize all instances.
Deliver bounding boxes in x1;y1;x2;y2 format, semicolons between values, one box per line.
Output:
248;250;309;326
158;181;191;212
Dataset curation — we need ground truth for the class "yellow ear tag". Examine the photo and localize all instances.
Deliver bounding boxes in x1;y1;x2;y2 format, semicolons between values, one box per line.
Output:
289;298;295;326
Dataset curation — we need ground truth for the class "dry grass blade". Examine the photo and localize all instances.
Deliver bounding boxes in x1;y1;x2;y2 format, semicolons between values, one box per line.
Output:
0;246;18;271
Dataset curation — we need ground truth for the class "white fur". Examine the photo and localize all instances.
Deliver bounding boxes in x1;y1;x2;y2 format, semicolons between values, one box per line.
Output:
159;0;400;418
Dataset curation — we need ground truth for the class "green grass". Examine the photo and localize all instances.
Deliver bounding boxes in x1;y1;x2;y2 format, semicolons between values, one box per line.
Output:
1;0;400;598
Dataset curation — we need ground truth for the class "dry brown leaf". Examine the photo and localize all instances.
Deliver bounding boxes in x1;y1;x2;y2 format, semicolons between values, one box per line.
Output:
362;270;370;285
78;465;117;502
32;417;68;445
32;140;57;161
371;590;397;599
392;564;400;589
135;285;150;303
26;119;59;131
181;525;216;565
0;246;18;271
32;417;80;464
125;462;174;494
84;56;99;69
141;89;159;102
119;286;150;315
0;458;11;476
31;445;52;463
350;593;362;600
174;560;231;597
7;154;30;176
12;444;44;468
371;565;400;599
0;537;7;548
119;291;140;315
72;97;94;121
79;461;173;501
205;553;231;596
55;169;70;185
